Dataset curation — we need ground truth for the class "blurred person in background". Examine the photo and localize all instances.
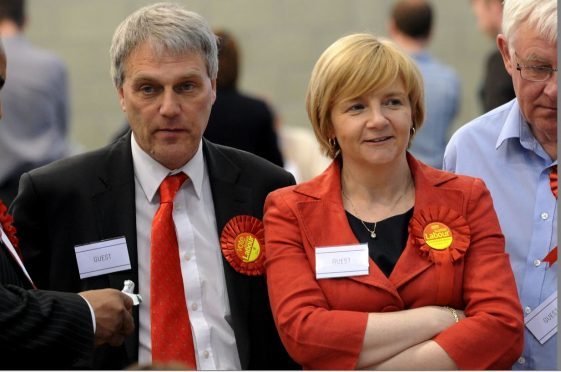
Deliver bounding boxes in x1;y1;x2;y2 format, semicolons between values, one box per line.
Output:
204;29;284;167
276;123;330;183
470;0;516;112
388;0;460;169
445;0;557;369
0;0;71;205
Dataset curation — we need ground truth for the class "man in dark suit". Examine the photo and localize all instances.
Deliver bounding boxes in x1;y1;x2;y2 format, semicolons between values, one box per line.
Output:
0;37;134;370
11;3;297;370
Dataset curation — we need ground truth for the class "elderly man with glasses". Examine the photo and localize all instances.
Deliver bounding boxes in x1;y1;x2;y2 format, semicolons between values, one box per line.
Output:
444;0;557;370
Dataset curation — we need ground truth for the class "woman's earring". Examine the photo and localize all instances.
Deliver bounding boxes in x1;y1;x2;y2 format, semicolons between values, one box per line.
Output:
410;126;416;136
328;137;338;148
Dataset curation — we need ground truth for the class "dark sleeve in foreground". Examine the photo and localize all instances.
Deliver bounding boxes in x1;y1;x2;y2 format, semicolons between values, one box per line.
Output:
0;285;94;369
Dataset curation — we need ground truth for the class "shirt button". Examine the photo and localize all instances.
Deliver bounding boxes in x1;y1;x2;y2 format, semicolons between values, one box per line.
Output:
184;253;191;261
524;306;532;314
541;212;549;220
518;356;526;365
191;302;198;311
534;259;541;267
202;350;210;359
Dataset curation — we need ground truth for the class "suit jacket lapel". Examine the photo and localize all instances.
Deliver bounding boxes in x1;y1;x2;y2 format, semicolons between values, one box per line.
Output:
0;240;34;289
90;132;139;361
203;139;254;368
203;139;253;232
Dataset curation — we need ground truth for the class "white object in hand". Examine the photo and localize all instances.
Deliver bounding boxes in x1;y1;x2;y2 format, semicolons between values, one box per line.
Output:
121;279;143;306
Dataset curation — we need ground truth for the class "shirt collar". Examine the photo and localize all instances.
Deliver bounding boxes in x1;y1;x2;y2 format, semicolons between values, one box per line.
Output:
496;100;523;148
495;99;553;162
131;134;205;202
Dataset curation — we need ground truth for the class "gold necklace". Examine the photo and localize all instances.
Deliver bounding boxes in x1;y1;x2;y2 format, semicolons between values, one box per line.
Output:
341;179;412;239
342;191;378;238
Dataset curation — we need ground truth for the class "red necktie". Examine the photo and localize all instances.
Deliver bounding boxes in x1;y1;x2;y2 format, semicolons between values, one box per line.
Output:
543;165;557;266
150;173;196;367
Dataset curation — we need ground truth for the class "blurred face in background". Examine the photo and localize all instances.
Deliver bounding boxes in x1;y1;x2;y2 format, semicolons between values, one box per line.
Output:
498;23;557;157
470;0;503;39
118;41;216;170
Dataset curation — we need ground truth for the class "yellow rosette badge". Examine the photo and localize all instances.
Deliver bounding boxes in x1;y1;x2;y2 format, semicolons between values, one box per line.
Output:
423;222;453;250
234;232;261;263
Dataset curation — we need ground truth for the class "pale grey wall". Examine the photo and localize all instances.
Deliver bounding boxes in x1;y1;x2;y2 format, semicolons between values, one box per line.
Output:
24;0;495;151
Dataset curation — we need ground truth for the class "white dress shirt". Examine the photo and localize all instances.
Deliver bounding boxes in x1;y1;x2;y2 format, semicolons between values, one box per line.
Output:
131;135;240;369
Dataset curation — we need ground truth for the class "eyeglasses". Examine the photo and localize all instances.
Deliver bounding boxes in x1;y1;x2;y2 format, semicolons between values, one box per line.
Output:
516;64;558;82
515;53;558;82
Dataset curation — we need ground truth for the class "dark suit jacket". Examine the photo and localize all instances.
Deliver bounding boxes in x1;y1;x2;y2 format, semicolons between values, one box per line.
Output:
11;133;298;370
264;154;523;370
205;88;284;167
0;226;94;369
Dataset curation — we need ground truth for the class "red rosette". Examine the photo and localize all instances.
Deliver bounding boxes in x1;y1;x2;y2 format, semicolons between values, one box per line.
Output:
220;215;266;276
409;207;470;304
409;206;470;263
0;199;18;249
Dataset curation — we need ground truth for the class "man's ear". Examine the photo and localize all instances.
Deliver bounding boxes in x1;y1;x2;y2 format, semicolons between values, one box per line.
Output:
497;34;514;77
210;79;217;105
118;87;126;112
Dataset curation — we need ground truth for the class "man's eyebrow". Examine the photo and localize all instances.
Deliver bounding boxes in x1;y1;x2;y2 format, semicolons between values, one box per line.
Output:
524;53;551;64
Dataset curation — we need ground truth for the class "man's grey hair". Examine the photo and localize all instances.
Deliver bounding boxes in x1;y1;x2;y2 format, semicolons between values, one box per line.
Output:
109;2;218;88
502;0;557;50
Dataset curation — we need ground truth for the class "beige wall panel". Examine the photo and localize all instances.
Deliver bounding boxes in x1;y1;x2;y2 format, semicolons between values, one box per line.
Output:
25;0;494;151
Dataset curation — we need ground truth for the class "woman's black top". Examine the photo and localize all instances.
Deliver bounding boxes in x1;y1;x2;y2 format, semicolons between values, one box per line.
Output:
346;208;414;277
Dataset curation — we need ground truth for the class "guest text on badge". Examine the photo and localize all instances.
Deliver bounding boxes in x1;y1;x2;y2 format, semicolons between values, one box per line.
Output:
75;237;131;279
315;243;369;279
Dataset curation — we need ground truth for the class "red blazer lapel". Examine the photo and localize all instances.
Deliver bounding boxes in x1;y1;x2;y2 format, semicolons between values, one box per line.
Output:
294;160;400;297
292;155;469;298
390;154;465;289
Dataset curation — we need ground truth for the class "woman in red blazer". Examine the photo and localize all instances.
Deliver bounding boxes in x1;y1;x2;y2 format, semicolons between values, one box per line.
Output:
263;33;523;370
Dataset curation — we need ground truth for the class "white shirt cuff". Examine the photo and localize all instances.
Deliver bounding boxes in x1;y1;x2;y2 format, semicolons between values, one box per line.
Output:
78;293;96;334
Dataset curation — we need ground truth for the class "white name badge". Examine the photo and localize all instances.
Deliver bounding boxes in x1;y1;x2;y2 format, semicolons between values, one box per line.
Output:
75;237;131;279
315;243;369;279
525;290;557;345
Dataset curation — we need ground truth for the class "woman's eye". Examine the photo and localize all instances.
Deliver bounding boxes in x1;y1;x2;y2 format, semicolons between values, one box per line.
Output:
385;98;402;107
347;103;365;112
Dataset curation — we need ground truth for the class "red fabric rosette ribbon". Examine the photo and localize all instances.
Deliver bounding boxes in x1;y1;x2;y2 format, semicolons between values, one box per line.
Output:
409;207;470;304
220;215;266;276
0;199;18;250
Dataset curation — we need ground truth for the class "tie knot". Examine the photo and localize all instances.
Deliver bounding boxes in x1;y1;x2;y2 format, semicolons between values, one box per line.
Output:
159;172;188;203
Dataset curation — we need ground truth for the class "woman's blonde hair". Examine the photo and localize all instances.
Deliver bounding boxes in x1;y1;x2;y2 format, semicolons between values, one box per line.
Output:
306;33;425;158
